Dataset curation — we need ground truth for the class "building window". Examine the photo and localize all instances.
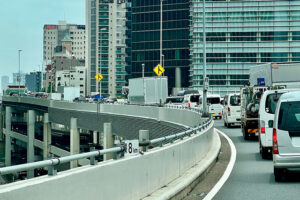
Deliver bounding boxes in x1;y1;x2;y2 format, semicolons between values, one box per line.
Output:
230;53;257;63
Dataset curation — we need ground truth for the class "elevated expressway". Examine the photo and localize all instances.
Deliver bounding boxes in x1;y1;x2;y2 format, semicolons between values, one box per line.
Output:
0;97;220;200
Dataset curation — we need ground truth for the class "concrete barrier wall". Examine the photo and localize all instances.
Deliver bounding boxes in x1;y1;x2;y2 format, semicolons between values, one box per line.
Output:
0;123;214;200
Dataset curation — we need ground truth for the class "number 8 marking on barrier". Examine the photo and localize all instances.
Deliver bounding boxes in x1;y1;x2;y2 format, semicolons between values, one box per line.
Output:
128;143;132;153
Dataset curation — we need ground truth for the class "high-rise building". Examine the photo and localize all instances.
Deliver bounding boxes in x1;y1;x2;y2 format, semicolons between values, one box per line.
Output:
25;72;42;92
1;76;9;93
13;73;26;86
86;0;127;97
190;0;300;95
43;21;86;62
131;0;190;92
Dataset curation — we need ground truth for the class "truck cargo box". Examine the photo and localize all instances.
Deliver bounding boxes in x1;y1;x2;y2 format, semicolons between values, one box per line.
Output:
128;77;168;105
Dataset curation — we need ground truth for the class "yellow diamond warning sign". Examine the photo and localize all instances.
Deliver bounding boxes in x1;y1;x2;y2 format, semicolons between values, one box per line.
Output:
94;73;103;82
153;64;165;76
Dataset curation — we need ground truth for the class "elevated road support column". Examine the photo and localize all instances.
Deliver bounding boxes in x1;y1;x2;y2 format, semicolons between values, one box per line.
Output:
43;113;51;160
70;117;80;168
0;107;4;141
103;123;114;160
5;106;12;166
27;110;36;178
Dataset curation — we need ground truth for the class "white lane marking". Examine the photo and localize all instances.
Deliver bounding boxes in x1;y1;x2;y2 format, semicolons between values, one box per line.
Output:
203;128;237;200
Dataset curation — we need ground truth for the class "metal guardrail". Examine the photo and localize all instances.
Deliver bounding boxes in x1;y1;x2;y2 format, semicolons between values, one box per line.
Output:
0;106;213;179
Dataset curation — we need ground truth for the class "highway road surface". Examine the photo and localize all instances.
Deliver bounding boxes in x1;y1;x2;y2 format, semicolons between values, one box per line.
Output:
214;120;300;200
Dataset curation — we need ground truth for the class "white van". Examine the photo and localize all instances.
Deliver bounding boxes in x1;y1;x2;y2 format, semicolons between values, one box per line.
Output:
207;94;223;119
273;91;300;181
258;89;300;159
223;93;241;127
183;94;200;108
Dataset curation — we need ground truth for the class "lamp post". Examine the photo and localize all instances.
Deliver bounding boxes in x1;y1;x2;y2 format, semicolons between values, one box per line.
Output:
160;0;163;66
99;28;106;103
202;0;208;117
18;50;22;96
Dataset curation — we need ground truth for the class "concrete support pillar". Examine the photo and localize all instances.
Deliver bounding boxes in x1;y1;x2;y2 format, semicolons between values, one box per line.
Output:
0;107;4;142
27;110;36;179
70;117;80;168
93;131;98;145
103;123;114;160
5;106;12;167
175;67;182;88
139;130;149;152
43;113;52;160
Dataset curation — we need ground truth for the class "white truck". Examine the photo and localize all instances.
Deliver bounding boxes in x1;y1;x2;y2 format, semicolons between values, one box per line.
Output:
128;77;168;105
249;63;300;88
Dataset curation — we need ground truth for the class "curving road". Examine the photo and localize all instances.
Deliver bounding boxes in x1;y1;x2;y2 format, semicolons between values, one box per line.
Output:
213;120;300;199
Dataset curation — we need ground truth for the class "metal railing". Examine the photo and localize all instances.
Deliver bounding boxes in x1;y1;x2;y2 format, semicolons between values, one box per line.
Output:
0;107;213;179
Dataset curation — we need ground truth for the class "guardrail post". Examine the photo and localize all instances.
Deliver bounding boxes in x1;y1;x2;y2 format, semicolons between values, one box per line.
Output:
43;113;51;160
70;117;80;168
0;107;3;142
90;147;97;165
103;122;114;160
5;106;12;167
48;154;57;176
113;136;122;159
27;110;36;179
139;130;149;152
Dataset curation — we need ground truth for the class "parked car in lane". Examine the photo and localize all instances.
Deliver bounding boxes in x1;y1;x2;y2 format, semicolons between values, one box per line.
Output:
273;91;300;181
223;93;241;127
259;89;300;159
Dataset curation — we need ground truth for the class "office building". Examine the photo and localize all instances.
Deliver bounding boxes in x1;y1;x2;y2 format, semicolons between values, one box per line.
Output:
55;66;86;96
25;72;42;92
13;73;26;86
1;76;9;93
86;0;127;97
131;0;190;92
43;21;86;61
191;0;300;95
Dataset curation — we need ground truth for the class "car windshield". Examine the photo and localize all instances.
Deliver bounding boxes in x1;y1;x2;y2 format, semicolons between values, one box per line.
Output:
184;90;199;95
166;97;184;103
230;95;241;106
265;93;283;114
207;97;220;104
278;101;300;131
190;95;199;103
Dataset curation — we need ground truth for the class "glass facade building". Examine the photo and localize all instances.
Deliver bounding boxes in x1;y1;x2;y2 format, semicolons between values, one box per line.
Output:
191;0;300;95
87;0;127;97
131;0;190;92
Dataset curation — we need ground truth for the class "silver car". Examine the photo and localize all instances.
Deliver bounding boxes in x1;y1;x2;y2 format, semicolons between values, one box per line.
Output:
273;91;300;181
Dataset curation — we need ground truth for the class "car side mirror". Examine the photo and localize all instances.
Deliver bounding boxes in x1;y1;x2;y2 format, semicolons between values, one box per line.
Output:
268;120;273;128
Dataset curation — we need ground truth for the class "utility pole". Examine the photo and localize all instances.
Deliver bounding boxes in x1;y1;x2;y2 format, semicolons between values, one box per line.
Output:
202;0;208;117
18;50;22;96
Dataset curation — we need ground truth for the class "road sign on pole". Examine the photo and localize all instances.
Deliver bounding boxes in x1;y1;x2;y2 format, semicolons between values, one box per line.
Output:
153;64;165;76
94;73;103;82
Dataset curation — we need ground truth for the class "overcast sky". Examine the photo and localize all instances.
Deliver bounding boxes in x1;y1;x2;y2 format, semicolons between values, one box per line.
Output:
0;0;85;82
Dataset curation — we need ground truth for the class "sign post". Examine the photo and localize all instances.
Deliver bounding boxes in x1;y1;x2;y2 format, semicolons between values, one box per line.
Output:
153;64;165;105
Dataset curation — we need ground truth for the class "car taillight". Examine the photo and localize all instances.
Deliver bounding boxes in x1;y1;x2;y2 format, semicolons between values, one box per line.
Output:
228;107;231;116
188;103;191;108
219;112;221;116
273;128;278;154
260;120;265;134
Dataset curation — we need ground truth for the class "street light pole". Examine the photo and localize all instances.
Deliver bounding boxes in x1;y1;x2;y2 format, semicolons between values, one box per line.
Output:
202;0;208;117
160;0;163;66
18;50;22;96
142;63;145;78
99;28;106;103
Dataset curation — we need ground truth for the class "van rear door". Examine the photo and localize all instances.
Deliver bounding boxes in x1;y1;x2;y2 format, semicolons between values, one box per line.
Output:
277;101;300;155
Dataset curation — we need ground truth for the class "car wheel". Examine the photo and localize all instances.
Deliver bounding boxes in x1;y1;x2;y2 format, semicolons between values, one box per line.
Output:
228;123;231;128
224;121;227;127
243;126;249;140
261;145;269;159
274;168;287;182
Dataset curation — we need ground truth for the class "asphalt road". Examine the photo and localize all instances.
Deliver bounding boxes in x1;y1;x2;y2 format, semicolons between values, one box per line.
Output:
213;120;300;200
